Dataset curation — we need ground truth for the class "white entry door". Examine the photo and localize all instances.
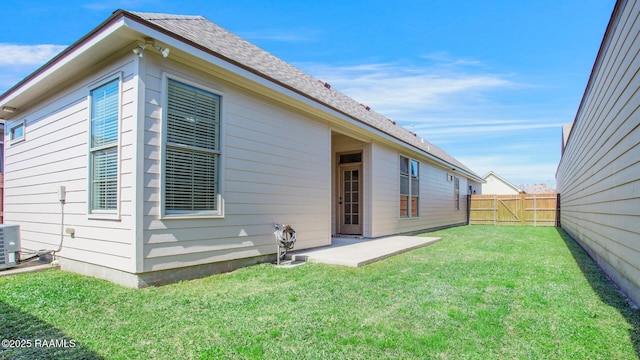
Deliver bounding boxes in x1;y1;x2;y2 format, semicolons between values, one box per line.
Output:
339;165;362;235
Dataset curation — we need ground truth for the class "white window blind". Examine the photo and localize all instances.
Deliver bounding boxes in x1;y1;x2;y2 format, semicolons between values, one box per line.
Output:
165;79;220;213
90;79;119;211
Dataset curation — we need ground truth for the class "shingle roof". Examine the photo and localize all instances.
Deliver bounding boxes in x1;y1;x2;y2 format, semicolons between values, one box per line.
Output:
129;11;480;180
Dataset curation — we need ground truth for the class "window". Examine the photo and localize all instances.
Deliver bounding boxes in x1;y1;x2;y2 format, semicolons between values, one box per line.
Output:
339;153;362;164
400;156;419;217
164;79;221;216
454;176;460;210
89;79;119;212
9;121;25;142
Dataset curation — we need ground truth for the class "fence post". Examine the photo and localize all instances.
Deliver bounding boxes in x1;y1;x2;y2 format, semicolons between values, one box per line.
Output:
556;193;561;227
467;194;471;225
493;195;497;226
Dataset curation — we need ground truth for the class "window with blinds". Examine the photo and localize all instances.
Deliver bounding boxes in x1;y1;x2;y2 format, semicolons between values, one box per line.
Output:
90;79;119;211
454;176;460;210
165;79;221;214
400;156;419;217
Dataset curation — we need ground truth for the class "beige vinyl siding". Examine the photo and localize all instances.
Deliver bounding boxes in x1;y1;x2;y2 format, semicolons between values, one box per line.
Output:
556;0;640;306
370;143;468;237
3;58;137;272
141;59;331;272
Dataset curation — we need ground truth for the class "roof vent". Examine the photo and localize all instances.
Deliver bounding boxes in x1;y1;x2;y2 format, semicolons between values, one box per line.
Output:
387;118;396;125
318;80;331;89
360;103;371;111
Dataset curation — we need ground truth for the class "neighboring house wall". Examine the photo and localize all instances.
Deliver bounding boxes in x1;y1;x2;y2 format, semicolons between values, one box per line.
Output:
556;0;640;306
482;172;522;195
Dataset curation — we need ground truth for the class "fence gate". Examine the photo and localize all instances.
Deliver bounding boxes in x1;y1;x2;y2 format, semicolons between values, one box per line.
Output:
469;193;557;226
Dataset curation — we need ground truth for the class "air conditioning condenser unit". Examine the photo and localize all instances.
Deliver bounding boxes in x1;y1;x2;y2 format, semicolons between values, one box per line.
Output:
0;224;20;269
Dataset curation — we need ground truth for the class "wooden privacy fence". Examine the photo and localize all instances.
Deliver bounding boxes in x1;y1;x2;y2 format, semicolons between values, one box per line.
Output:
469;193;558;226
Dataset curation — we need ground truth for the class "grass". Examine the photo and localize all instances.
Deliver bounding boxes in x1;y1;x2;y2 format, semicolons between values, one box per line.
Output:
1;226;639;359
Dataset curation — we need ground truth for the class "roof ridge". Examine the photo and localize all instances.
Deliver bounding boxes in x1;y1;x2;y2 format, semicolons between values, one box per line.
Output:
129;11;205;21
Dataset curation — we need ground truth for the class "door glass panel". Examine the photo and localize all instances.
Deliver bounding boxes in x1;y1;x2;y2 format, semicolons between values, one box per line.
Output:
342;168;360;227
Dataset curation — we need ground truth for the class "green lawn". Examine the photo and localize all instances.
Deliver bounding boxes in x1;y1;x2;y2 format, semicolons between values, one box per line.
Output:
1;226;638;359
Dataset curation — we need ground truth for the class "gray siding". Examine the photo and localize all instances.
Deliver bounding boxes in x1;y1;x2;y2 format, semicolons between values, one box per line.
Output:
141;57;331;272
370;143;468;237
3;58;137;272
556;0;640;306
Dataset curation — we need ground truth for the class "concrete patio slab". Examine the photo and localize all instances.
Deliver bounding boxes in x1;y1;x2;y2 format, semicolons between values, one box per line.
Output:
287;235;441;267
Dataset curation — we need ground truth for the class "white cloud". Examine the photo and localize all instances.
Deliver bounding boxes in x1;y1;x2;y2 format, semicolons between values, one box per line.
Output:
0;43;67;93
415;119;565;142
0;43;67;66
296;61;513;119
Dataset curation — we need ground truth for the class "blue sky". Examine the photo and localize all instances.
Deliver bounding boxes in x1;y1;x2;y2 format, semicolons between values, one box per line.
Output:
0;0;616;188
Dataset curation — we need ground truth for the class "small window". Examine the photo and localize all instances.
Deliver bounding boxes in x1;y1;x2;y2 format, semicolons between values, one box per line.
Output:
339;153;362;164
9;121;25;142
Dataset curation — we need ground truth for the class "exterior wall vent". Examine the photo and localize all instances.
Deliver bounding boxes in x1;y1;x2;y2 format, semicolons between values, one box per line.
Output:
318;80;331;89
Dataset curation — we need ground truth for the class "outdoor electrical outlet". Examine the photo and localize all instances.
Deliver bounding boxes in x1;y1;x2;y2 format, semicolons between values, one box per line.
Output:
65;227;75;238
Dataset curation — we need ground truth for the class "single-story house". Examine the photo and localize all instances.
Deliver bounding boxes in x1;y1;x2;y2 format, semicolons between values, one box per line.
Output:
0;10;483;287
556;0;640;306
481;171;524;195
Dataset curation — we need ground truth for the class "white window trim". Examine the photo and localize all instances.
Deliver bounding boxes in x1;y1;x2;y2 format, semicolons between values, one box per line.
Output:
87;73;123;220
400;155;420;218
9;119;26;144
160;73;225;220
